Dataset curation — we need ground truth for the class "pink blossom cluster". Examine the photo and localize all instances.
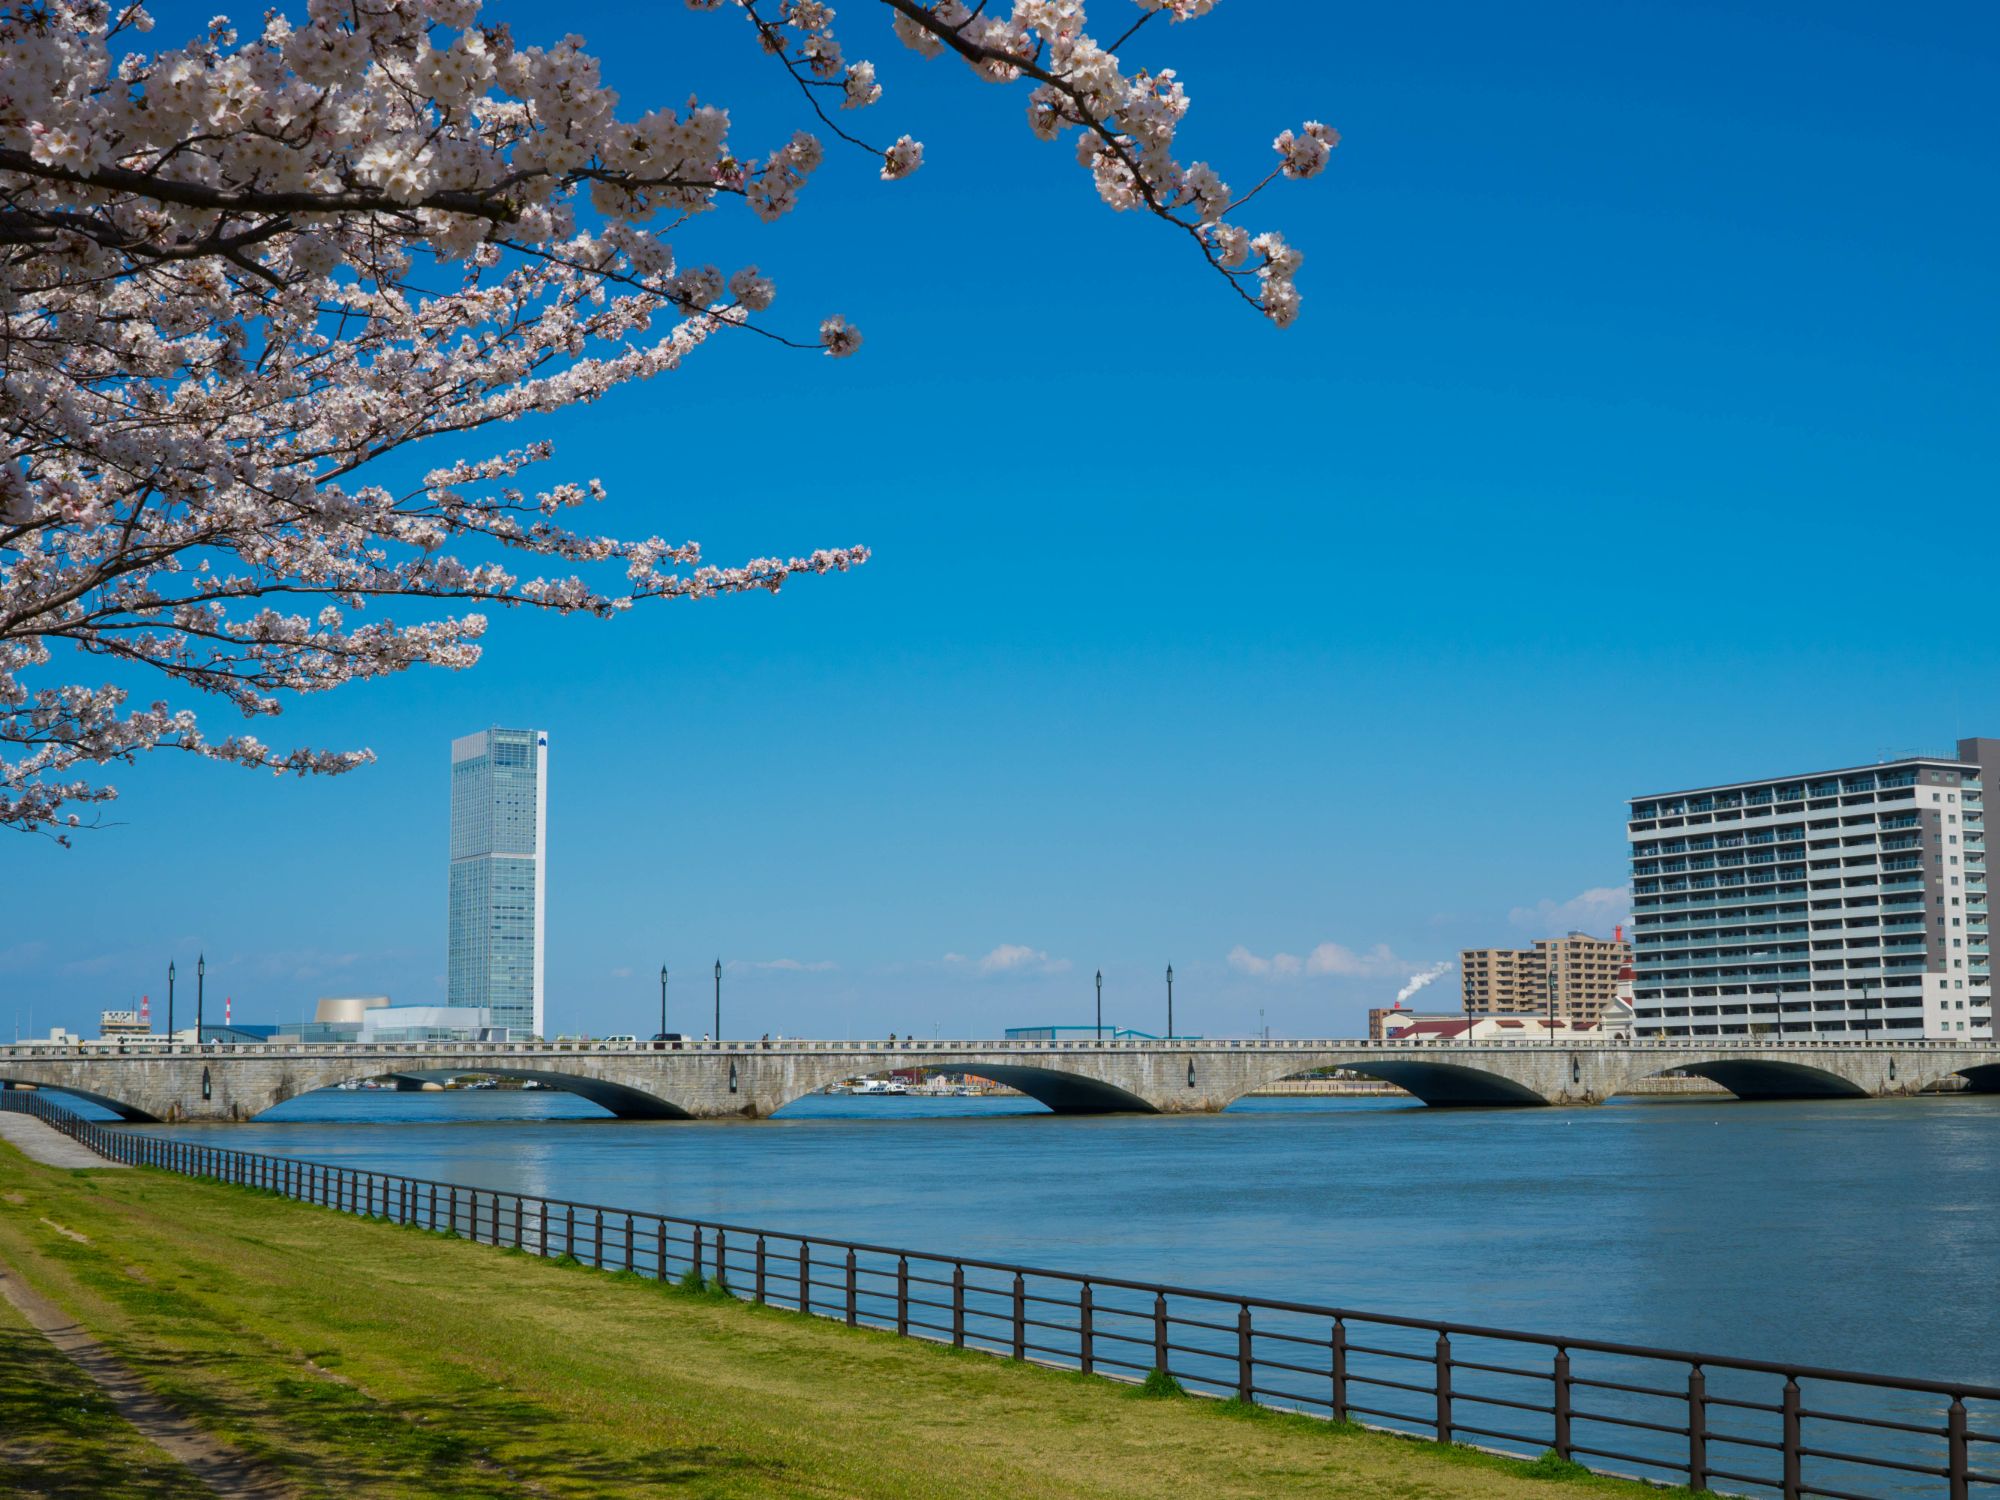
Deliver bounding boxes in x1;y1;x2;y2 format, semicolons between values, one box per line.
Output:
1;0;1327;838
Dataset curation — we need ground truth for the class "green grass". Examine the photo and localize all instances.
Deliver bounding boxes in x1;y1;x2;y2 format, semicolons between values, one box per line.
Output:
0;1289;195;1499
0;1139;1685;1499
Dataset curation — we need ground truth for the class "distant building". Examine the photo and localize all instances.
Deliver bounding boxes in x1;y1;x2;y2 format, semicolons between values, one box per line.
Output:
361;1006;500;1044
1460;930;1631;1026
98;1009;150;1040
1629;740;1995;1040
448;728;548;1040
270;1004;496;1046
1374;1012;1612;1042
1002;1026;1173;1041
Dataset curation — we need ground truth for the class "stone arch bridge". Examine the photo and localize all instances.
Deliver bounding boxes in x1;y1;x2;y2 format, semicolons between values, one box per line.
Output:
3;1037;1999;1123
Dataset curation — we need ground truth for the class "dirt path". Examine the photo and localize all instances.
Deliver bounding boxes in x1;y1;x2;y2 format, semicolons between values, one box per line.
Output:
0;1255;292;1498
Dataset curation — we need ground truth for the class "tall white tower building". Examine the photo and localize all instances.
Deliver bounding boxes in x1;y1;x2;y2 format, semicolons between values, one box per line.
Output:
448;727;547;1039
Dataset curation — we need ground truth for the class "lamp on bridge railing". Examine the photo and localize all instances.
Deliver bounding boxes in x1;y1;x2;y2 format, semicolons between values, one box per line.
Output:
197;953;205;1043
1166;964;1174;1041
660;965;668;1039
714;959;722;1042
166;960;176;1045
1095;970;1103;1041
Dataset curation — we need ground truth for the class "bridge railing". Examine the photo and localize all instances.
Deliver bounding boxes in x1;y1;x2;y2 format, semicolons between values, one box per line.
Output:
4;1089;1995;1499
0;1035;1984;1060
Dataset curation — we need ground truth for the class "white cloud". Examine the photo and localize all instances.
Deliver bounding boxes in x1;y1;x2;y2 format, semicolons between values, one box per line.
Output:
1228;942;1410;980
609;966;633;980
944;944;1072;977
731;958;838;973
1508;886;1630;937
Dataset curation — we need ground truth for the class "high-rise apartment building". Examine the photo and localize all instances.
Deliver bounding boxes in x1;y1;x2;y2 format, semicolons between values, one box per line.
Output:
1460;931;1631;1024
1627;738;1994;1040
447;727;548;1039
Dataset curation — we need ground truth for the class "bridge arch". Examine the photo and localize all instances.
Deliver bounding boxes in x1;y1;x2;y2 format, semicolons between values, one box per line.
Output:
1625;1058;1869;1102
0;1078;160;1122
264;1065;694;1121
1317;1060;1550;1108
945;1063;1157;1115
1953;1064;2000;1095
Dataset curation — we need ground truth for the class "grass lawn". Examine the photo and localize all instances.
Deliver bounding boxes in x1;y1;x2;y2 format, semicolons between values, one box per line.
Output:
0;1285;196;1498
0;1138;1682;1499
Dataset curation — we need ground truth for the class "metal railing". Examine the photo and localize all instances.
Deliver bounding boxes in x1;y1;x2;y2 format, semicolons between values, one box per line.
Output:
4;1089;1996;1498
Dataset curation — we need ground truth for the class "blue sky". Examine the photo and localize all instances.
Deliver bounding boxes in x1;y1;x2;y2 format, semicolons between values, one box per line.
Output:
6;0;1997;1041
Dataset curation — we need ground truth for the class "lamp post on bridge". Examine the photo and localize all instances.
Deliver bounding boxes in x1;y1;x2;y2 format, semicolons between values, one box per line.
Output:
196;953;205;1044
1165;964;1174;1041
1546;964;1557;1046
166;960;175;1045
714;959;722;1042
1095;970;1103;1041
660;965;668;1038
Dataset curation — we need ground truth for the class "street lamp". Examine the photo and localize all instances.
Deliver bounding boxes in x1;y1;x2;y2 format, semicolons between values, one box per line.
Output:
1095;970;1103;1040
1546;965;1557;1045
713;959;722;1042
660;965;668;1038
1166;964;1174;1040
197;953;205;1043
167;960;176;1044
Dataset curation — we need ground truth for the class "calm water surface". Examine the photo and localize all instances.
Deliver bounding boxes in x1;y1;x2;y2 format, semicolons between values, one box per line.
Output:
115;1091;2000;1386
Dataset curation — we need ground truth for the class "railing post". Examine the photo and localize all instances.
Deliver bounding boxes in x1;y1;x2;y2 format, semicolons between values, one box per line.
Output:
1554;1346;1573;1460
1080;1283;1095;1375
1013;1273;1026;1360
951;1264;966;1348
755;1236;767;1303
1782;1377;1802;1500
429;1182;437;1228
514;1197;523;1250
1236;1304;1254;1404
594;1209;604;1268
565;1204;575;1258
897;1256;909;1336
799;1242;812;1316
1435;1332;1455;1441
1949;1398;1969;1500
692;1225;704;1286
846;1249;858;1326
540;1200;549;1257
629;1215;639;1274
1686;1365;1706;1491
448;1185;457;1233
1331;1319;1348;1421
1153;1292;1169;1374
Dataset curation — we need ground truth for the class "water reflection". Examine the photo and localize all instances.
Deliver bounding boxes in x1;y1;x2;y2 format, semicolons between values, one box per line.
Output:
83;1088;2000;1387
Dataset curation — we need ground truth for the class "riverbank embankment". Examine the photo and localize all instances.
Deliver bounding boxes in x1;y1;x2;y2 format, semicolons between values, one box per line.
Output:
0;1131;1661;1500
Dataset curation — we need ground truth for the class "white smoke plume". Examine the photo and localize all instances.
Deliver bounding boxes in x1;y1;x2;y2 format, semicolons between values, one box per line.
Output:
1394;962;1453;1005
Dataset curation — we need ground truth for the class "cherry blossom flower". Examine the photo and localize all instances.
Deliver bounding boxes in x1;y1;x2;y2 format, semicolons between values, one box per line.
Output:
1;0;1330;838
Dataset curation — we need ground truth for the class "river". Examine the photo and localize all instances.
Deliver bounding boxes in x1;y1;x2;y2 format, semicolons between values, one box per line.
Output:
112;1088;2000;1390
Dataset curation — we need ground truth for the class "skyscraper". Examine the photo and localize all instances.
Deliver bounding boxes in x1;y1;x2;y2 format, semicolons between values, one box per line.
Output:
448;727;547;1039
1627;738;1994;1041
